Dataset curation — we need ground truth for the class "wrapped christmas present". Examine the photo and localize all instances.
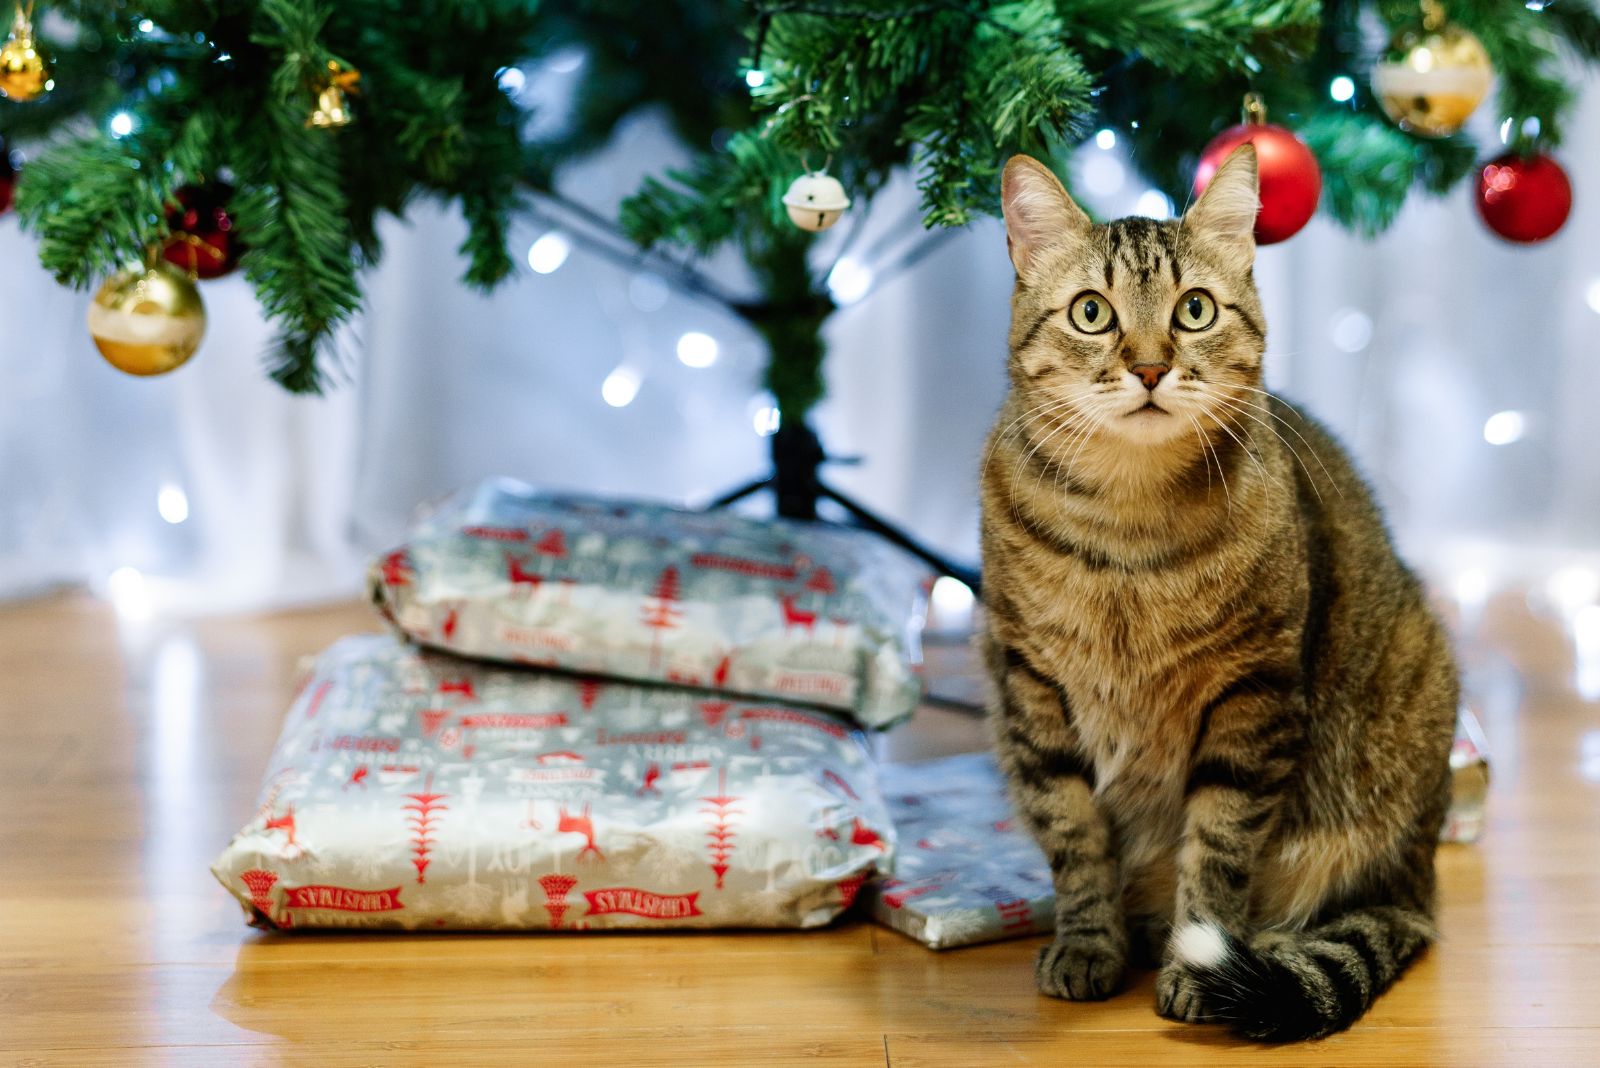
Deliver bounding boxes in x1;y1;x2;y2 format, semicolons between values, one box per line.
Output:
873;708;1491;950
868;752;1054;950
213;635;894;931
1442;703;1490;844
368;479;932;730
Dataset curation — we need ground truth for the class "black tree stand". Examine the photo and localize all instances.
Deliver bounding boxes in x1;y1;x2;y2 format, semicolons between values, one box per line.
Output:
708;421;983;596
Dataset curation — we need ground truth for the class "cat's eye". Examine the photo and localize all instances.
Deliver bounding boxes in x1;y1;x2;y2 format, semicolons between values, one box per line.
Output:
1067;291;1115;334
1173;289;1218;331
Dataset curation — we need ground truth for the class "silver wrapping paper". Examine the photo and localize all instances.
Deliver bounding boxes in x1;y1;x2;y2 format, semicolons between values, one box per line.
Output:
212;636;895;931
368;479;932;730
1442;704;1490;843
874;709;1490;950
869;753;1054;950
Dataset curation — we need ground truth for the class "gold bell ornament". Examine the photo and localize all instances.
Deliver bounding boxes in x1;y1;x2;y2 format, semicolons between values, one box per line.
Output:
782;170;851;232
1370;0;1492;138
0;2;51;103
307;60;360;129
87;260;207;377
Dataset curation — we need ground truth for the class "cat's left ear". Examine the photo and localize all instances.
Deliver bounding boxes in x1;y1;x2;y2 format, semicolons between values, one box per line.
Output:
1184;144;1259;260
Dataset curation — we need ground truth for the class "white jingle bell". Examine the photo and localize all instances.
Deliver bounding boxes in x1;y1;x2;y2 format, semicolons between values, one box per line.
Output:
782;171;851;232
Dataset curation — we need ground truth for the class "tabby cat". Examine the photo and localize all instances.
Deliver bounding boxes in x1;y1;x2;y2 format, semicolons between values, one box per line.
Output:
980;146;1458;1041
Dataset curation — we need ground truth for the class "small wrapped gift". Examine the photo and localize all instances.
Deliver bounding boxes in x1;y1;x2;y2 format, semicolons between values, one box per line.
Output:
213;636;894;931
369;479;933;730
874;709;1491;950
869;752;1053;949
1442;704;1490;844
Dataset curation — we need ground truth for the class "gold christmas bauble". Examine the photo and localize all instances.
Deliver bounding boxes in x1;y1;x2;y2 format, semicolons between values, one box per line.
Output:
782;172;851;232
88;263;207;377
0;11;50;102
1371;21;1492;138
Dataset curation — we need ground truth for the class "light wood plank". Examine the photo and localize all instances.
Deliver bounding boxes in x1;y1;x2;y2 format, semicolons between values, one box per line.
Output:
1;592;1597;1065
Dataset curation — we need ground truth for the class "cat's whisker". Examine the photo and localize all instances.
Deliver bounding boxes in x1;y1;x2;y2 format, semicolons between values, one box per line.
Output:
1185;410;1231;514
982;395;1081;475
1008;390;1102;502
1201;400;1279;498
1203;390;1324;506
1218;384;1345;499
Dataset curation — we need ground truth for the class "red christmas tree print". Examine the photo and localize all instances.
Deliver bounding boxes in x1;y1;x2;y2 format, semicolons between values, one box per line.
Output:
712;654;732;688
539;873;579;929
420;708;450;737
403;778;449;884
698;700;730;729
805;567;837;596
700;768;742;890
378;550;412;587
640;566;684;671
534;528;568;560
239;869;278;916
441;606;459;641
577;678;603;711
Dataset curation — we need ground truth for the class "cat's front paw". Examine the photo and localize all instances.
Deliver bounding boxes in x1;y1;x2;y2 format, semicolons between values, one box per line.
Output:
1036;936;1125;1001
1155;963;1210;1023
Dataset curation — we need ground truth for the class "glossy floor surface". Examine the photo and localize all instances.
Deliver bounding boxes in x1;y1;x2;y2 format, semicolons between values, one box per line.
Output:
1;595;1596;1065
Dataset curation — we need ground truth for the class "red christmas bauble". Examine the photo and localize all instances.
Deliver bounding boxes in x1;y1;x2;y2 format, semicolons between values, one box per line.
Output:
1193;123;1321;245
161;183;240;279
1475;153;1572;244
0;137;16;216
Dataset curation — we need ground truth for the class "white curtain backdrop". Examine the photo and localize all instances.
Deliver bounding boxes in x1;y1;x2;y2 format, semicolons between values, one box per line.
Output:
3;86;1598;615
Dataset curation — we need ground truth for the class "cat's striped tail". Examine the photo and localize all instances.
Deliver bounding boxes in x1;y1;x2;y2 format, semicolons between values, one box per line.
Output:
1171;906;1436;1041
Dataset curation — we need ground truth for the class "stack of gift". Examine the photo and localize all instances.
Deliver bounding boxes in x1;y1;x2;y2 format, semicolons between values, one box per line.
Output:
214;478;1494;943
213;479;928;931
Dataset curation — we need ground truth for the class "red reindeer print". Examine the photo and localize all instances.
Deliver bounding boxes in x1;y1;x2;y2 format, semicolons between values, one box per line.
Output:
638;762;662;795
557;804;604;861
344;766;369;791
441;607;459;641
506;554;544;592
438;678;476;700
779;593;817;635
712;654;732;688
850;818;887;853
263;806;297;848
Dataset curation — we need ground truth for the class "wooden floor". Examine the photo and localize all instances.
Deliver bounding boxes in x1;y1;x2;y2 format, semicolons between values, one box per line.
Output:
2;593;1596;1066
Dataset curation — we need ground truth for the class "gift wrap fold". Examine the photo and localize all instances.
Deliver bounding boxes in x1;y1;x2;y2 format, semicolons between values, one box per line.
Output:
368;479;933;730
212;636;895;931
872;709;1491;950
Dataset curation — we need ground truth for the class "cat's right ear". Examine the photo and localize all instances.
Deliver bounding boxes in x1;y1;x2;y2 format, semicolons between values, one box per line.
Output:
1001;155;1091;279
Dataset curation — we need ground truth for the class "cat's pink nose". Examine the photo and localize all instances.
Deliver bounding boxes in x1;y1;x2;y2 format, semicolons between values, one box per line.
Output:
1131;363;1169;390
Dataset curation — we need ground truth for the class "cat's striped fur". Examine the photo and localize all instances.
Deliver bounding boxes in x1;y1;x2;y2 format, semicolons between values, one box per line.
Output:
981;148;1458;1041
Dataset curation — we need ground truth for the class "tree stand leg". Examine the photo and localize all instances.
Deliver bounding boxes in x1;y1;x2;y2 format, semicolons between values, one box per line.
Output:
705;421;982;596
